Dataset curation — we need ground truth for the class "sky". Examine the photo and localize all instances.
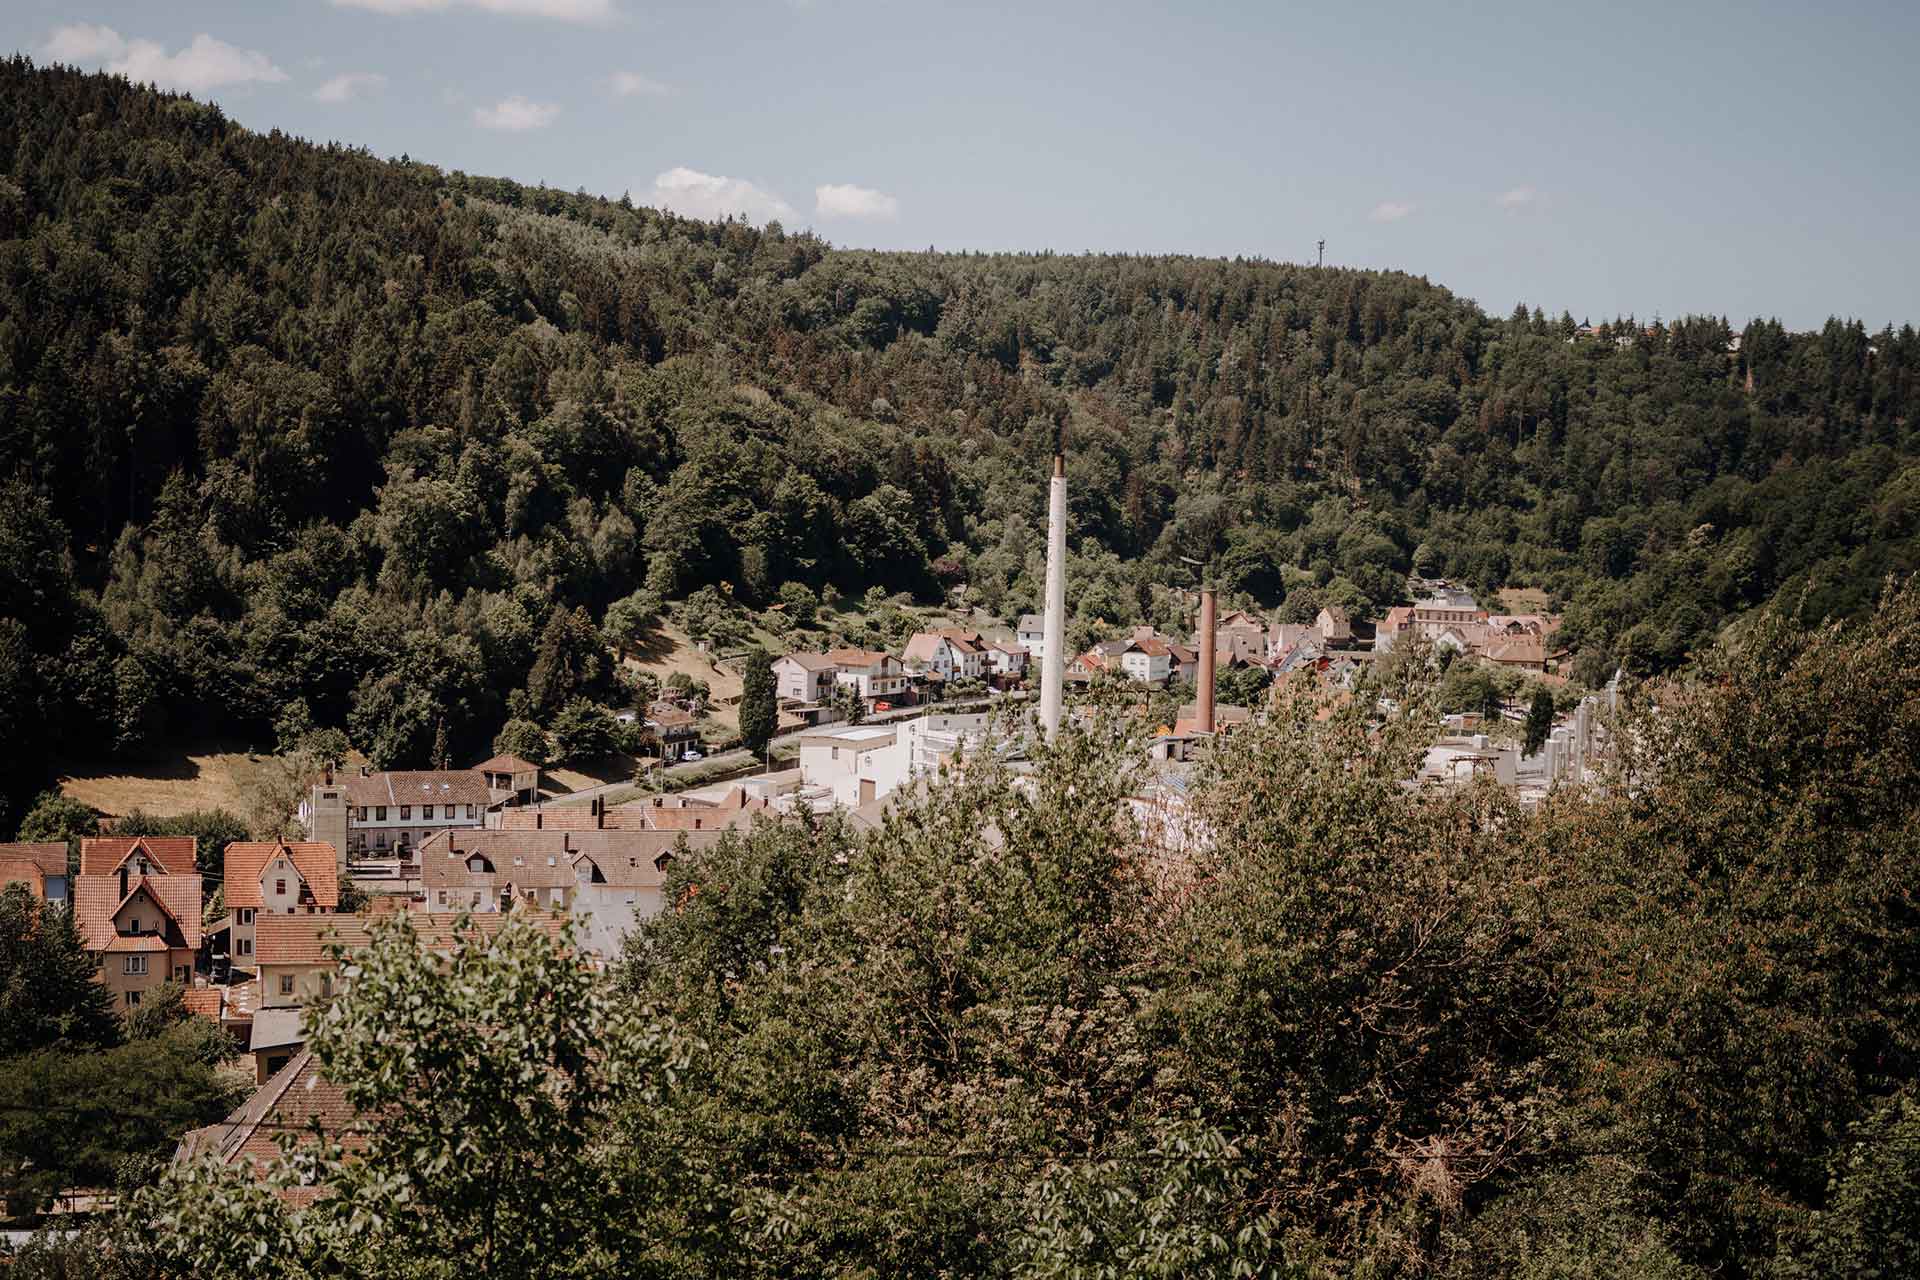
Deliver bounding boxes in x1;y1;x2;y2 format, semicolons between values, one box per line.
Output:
7;0;1917;331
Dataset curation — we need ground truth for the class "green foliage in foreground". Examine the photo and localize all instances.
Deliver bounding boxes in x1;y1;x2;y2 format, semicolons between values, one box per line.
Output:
18;585;1920;1278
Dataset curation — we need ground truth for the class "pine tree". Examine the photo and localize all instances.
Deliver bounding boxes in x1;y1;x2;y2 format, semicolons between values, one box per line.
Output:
1524;686;1556;756
738;649;776;764
0;883;120;1056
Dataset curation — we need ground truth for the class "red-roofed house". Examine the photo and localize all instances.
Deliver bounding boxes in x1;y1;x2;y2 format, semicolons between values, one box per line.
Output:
255;911;570;1008
827;649;907;703
73;838;203;1011
224;842;343;970
0;842;69;906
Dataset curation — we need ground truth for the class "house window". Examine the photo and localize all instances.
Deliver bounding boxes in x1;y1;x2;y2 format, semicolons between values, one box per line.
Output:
238;938;252;956
423;805;435;820
320;973;333;997
375;807;387;821
126;990;140;1007
437;891;447;906
357;806;368;821
129;917;140;932
275;879;286;896
376;833;388;850
279;975;295;995
400;805;411;819
124;955;148;975
465;804;475;819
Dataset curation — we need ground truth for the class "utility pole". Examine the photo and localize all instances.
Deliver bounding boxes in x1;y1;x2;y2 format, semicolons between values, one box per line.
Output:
1316;239;1325;268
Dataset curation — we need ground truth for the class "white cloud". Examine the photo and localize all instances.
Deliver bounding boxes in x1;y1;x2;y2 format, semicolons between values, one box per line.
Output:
44;25;288;95
815;182;899;220
44;23;125;62
314;71;388;103
331;0;616;20
647;166;796;224
474;94;561;131
608;70;671;97
1497;185;1543;210
1369;200;1416;223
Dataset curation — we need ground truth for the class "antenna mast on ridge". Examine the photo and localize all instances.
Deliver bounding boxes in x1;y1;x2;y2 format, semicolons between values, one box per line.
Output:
1317;239;1325;268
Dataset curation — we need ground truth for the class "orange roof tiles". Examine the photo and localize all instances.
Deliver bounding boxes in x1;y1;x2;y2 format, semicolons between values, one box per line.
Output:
0;859;46;896
254;910;570;967
72;872;203;951
471;753;541;774
176;1049;361;1178
182;987;224;1021
341;769;493;809
223;842;340;910
79;836;196;877
0;843;68;877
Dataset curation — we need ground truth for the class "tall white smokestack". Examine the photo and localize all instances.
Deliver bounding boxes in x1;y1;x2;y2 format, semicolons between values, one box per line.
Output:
1040;452;1067;741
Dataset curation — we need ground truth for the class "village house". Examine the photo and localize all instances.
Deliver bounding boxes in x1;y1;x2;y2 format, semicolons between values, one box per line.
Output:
498;788;764;835
985;637;1029;679
1315;606;1353;644
1016;614;1048;664
795;716;988;811
1068;639;1132;681
1117;635;1174;686
416;826;728;959
254;911;565;1009
223;841;341;970
644;700;701;760
314;768;495;858
937;630;989;679
473;753;542;805
73;836;202;1010
0;842;71;906
827;648;908;704
798;724;901;807
772;651;838;704
902;631;965;680
175;1048;352;1198
1196;608;1267;665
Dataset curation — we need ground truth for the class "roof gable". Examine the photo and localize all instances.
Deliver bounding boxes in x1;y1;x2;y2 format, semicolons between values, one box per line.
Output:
224;842;341;910
79;836;196;878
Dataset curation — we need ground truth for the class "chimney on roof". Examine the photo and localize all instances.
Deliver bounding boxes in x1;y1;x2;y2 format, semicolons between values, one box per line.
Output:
1197;587;1217;736
563;831;572;853
534;811;542;830
1040;451;1068;742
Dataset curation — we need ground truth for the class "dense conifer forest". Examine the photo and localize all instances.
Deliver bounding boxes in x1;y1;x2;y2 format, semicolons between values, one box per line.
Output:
2;58;1917;829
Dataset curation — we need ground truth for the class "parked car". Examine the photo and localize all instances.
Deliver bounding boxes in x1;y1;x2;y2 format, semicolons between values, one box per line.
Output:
873;700;892;712
683;749;704;761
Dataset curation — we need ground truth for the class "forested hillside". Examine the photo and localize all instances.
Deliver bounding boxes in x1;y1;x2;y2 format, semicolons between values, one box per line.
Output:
3;59;1917;828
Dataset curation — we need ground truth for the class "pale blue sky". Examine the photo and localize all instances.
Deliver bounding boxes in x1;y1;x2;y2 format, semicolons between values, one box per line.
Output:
9;0;1917;330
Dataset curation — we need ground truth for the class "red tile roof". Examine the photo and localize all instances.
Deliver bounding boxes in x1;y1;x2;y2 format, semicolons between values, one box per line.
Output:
825;648;892;667
0;843;68;877
181;987;224;1021
176;1049;361;1181
341;770;493;809
471;754;541;774
254;910;569;967
72;872;204;951
79;836;196;877
0;859;46;896
223;842;340;910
